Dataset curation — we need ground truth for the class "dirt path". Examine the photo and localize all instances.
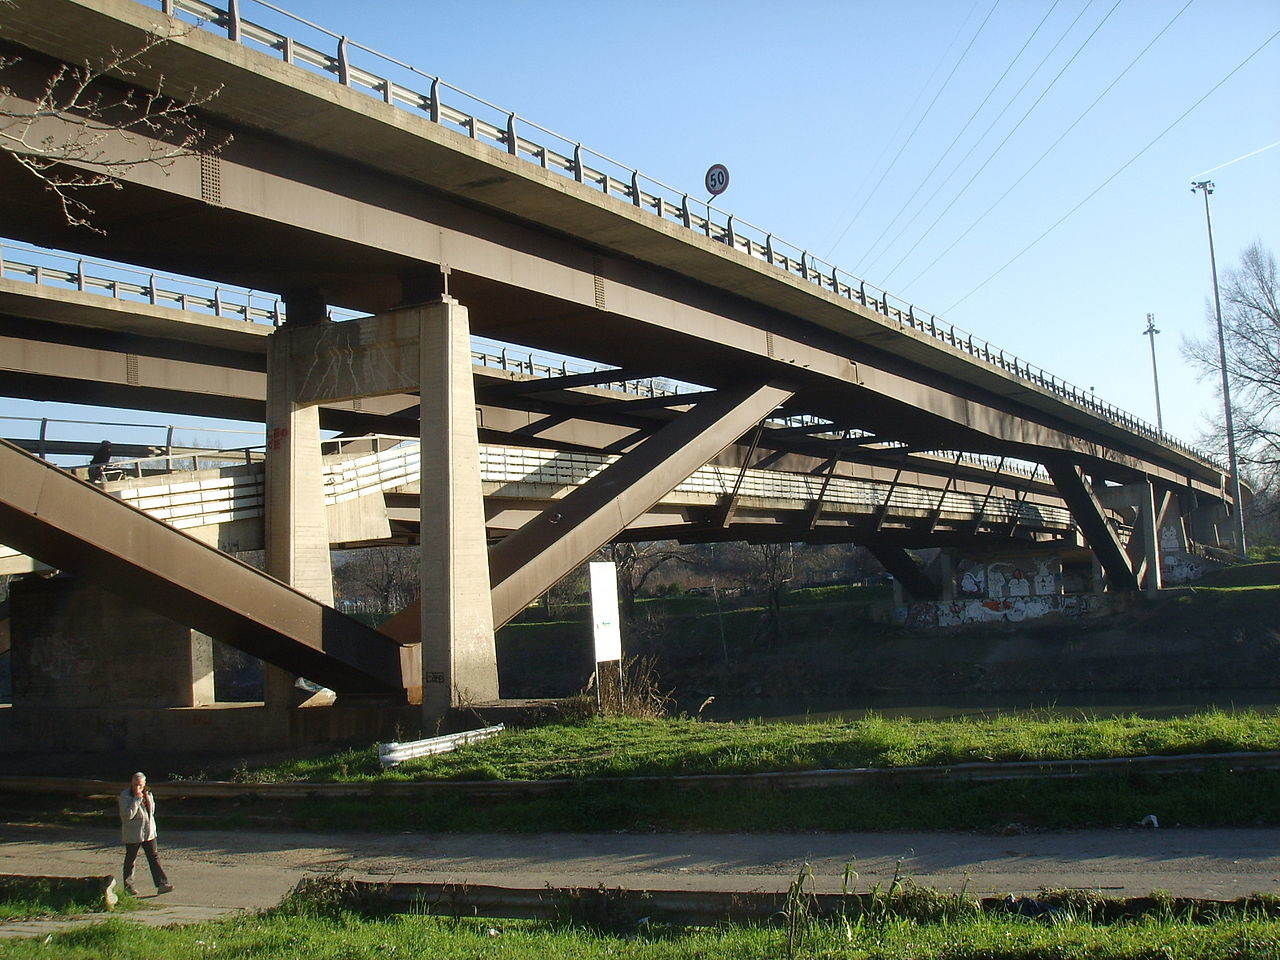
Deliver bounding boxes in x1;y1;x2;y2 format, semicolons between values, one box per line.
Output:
2;822;1278;936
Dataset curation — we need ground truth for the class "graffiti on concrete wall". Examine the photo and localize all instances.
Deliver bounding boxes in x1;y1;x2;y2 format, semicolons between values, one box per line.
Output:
954;556;1062;600
895;593;1104;628
1162;551;1207;584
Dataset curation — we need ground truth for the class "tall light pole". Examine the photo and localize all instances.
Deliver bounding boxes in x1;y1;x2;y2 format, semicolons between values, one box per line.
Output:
1191;180;1247;558
1142;313;1164;433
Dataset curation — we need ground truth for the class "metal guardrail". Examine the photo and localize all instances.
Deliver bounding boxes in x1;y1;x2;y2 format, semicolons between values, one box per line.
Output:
0;239;287;325
139;0;1213;466
0;239;695;402
378;725;505;767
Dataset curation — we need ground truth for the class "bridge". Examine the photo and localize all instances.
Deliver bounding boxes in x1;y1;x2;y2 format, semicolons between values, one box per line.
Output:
0;0;1236;750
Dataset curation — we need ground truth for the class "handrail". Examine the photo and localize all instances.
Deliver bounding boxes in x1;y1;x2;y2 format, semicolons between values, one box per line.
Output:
2;242;1030;469
71;437;1076;533
139;0;1215;467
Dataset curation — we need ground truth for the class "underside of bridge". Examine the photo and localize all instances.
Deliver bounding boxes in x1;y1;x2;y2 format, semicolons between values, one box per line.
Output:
0;0;1237;747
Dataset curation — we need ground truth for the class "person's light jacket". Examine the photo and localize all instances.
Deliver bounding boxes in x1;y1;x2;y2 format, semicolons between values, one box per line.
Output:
118;789;158;843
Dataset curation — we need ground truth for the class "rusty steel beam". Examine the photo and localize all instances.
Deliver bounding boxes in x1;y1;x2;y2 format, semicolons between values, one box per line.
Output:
1044;458;1139;592
0;439;414;696
869;545;942;601
485;383;793;626
378;383;793;638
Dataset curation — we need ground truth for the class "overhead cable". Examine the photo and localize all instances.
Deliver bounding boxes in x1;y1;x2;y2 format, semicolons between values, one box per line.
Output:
941;26;1280;314
856;0;1065;276
848;0;1005;273
823;0;996;261
894;0;1192;289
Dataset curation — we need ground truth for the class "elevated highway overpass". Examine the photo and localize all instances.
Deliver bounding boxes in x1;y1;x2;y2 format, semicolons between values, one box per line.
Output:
0;0;1236;739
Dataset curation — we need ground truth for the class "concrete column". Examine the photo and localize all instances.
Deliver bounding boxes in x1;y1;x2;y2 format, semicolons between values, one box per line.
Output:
190;631;215;706
417;297;499;718
265;325;334;604
1136;482;1162;594
264;325;334;710
937;552;955;601
10;576;210;708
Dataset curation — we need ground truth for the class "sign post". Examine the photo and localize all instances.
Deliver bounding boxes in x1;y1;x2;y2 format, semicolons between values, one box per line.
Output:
589;561;623;712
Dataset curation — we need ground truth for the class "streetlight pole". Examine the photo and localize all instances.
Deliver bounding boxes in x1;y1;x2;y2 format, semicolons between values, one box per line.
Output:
1191;180;1247;558
1142;313;1164;433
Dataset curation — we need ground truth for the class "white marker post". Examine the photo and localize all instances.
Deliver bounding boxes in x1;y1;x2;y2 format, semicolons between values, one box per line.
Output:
589;561;623;712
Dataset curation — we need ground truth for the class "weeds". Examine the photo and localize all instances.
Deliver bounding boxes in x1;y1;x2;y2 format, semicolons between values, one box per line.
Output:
0;879;118;920
781;863;816;958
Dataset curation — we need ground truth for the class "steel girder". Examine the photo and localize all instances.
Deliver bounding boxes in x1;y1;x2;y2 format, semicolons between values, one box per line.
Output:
0;439;414;695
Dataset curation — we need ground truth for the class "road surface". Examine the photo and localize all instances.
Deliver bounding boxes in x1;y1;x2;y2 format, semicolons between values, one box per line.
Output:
1;823;1277;936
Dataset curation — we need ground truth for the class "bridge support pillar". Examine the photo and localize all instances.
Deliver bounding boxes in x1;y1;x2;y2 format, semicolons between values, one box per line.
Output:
265;329;335;606
1045;458;1139;593
1097;480;1167;594
8;575;220;710
415;297;499;717
265;320;336;710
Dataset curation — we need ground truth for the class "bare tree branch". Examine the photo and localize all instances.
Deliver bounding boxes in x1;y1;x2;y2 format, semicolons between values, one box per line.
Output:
0;20;228;232
1182;241;1280;537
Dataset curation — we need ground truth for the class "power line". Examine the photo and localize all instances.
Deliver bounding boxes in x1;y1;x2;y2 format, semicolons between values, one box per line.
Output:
823;0;996;261
895;0;1191;290
856;0;1066;276
819;1;977;259
849;0;1008;273
883;0;1131;289
941;25;1280;315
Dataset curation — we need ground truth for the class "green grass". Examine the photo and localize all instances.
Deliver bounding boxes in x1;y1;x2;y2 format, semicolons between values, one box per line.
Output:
0;906;1277;959
0;879;131;920
235;710;1280;783
0;710;1229;833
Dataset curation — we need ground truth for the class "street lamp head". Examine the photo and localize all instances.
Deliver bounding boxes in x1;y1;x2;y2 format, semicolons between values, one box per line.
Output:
1191;179;1215;194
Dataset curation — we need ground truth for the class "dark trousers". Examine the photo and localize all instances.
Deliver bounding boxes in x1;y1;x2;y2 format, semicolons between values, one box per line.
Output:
123;839;169;888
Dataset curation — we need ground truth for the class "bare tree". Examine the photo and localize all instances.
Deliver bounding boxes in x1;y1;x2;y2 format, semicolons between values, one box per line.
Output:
0;15;225;231
334;546;418;615
608;541;695;621
1183;241;1280;537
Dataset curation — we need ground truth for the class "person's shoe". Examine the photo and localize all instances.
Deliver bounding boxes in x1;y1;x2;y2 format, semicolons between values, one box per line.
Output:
156;884;173;894
124;881;138;896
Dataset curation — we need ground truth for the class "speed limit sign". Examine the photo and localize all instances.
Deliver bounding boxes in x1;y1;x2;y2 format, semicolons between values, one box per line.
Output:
704;164;730;197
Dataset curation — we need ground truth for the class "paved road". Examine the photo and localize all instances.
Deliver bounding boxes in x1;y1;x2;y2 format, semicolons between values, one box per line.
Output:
2;823;1277;937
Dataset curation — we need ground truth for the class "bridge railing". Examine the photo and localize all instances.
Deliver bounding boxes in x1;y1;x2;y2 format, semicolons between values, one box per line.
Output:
0;413;264;472
147;0;1214;468
0;239;287;325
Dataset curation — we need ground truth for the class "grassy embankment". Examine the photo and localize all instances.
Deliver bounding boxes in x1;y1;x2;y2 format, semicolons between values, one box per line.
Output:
2;891;1279;959
29;709;1252;833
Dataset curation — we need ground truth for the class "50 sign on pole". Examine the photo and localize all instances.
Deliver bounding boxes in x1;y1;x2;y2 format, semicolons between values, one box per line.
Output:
704;164;729;197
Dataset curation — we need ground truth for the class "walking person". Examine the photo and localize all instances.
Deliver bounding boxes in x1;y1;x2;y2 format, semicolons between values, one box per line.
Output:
118;772;173;896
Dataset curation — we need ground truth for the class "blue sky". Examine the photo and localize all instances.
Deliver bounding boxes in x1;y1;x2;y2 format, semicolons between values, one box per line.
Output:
271;0;1275;449
8;0;1279;457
